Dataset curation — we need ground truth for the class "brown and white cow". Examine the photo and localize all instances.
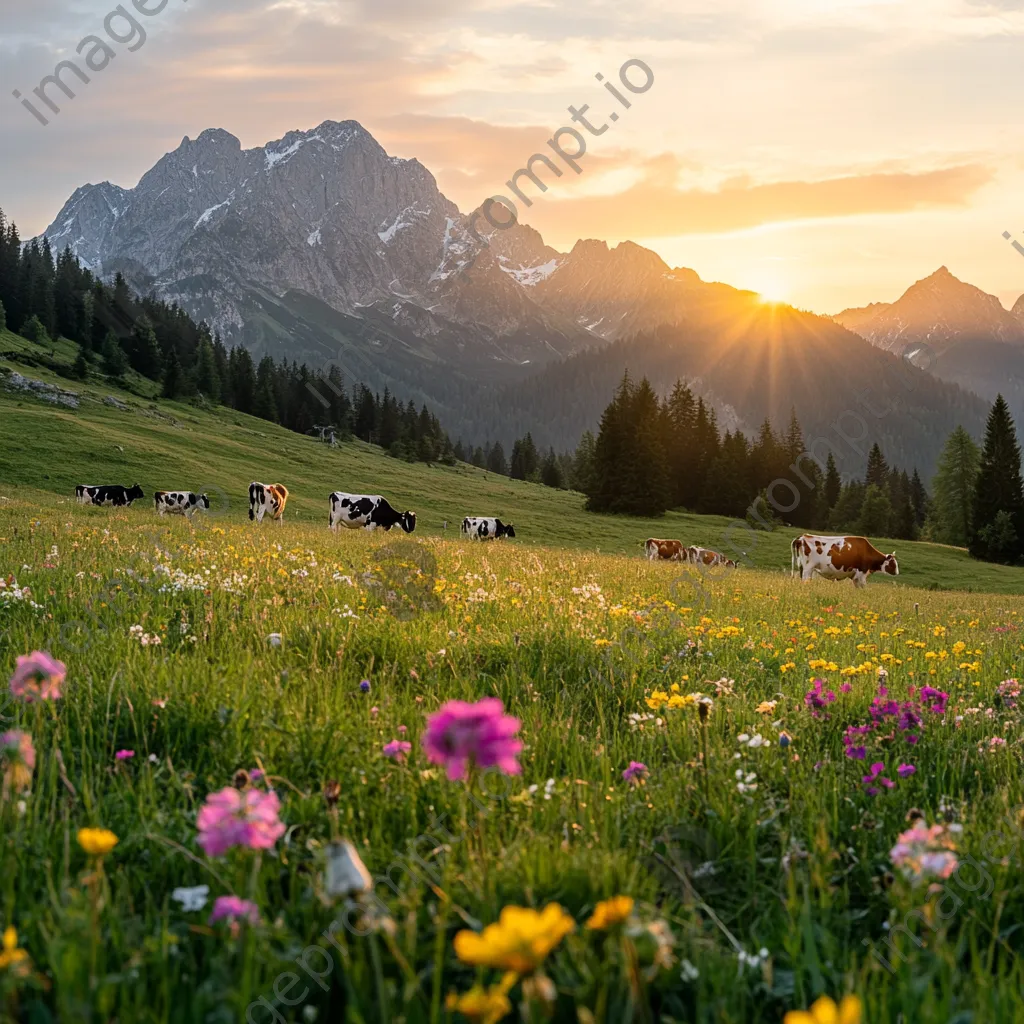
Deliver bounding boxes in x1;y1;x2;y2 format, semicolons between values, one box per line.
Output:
249;482;289;525
686;546;737;569
792;534;898;588
645;538;686;561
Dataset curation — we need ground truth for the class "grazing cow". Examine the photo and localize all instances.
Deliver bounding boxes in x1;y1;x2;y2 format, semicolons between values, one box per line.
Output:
154;490;210;519
328;492;416;533
792;534;898;588
686;546;737;569
461;517;516;540
645;538;686;562
249;482;289;525
75;484;144;507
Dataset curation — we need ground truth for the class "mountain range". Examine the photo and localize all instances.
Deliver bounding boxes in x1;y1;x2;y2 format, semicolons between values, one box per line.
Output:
37;119;1012;476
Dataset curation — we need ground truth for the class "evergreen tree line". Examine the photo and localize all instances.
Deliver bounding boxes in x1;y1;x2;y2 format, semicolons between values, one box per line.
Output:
929;395;1024;564
580;372;930;540
0;209;464;468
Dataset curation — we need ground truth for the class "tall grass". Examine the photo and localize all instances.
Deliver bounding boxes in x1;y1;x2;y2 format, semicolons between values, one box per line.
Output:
1;497;1023;1022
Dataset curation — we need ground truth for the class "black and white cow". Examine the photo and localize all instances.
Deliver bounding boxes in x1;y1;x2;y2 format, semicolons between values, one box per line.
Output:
75;484;144;507
154;490;210;519
249;482;289;525
328;492;416;533
461;517;516;540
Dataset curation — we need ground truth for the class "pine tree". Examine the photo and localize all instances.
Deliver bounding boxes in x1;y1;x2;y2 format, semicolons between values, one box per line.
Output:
909;469;929;529
865;443;889;490
471;446;486;469
20;314;48;344
540;448;563;488
969;396;1024;563
101;331;128;378
0;297;6;332
571;431;597;493
486;441;508;475
72;344;89;380
162;348;183;399
253;357;278;422
192;335;220;401
858;484;893;537
932;426;980;547
824;453;842;511
129;314;164;381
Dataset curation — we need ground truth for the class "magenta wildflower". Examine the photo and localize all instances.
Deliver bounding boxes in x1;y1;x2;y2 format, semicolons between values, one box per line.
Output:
115;749;135;762
897;763;916;778
383;740;412;762
622;761;648;782
196;786;286;856
208;895;260;927
804;679;836;716
862;761;895;795
9;651;65;702
422;698;522;781
839;682;852;694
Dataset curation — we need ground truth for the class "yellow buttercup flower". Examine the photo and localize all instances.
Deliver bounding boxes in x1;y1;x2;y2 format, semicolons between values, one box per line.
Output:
77;827;119;856
445;973;516;1023
585;896;635;930
755;700;777;714
454;904;575;974
784;994;862;1024
0;927;28;970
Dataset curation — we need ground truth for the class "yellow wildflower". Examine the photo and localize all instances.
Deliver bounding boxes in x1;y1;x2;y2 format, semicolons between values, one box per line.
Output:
445;973;516;1023
784;994;862;1024
585;896;634;930
77;828;119;856
0;927;28;971
756;700;777;714
454;904;575;974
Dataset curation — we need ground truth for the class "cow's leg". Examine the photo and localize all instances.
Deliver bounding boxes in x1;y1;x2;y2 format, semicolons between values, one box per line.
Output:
800;563;814;581
853;572;868;588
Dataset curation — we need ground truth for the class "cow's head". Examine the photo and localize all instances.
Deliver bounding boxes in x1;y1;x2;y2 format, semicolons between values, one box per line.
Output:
503;523;516;539
129;484;144;500
883;552;899;576
199;494;211;510
400;511;417;534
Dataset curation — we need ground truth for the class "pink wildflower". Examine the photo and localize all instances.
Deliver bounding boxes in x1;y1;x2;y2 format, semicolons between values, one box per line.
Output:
622;761;648;783
115;749;135;762
9;651;65;702
0;730;35;795
890;822;958;883
422;698;522;781
897;763;916;778
196;787;286;857
208;895;260;927
383;740;412;762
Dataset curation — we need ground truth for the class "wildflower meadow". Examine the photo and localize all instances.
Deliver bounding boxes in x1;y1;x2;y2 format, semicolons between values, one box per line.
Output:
2;496;1024;1022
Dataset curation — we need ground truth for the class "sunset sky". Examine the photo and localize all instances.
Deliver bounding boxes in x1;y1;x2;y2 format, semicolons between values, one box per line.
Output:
3;0;1024;313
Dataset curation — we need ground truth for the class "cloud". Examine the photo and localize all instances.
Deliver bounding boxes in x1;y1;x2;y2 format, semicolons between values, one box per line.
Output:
511;159;995;244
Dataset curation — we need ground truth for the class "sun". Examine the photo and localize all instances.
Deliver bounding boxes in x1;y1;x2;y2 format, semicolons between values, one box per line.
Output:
754;279;790;304
746;270;791;305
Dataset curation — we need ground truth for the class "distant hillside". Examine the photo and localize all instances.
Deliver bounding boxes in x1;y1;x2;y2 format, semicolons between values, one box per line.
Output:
453;308;988;479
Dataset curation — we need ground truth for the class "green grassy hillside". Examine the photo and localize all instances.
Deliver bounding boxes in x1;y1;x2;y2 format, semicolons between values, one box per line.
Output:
2;328;1022;594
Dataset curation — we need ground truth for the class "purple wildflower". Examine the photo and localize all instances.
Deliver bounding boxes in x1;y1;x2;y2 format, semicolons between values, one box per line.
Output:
383;740;412;762
897;763;916;778
622;761;648;783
